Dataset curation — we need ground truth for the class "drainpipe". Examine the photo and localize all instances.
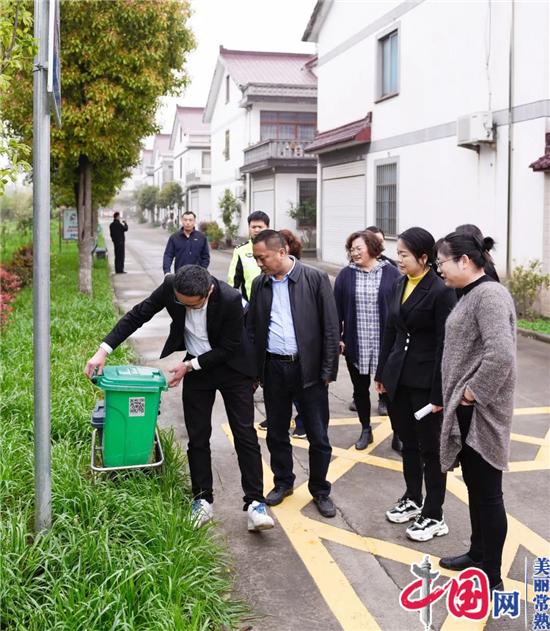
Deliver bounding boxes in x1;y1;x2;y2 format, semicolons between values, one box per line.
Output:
506;0;515;276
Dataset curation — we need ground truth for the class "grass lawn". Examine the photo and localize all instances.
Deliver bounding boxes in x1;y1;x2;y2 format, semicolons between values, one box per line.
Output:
0;221;32;265
517;318;550;336
0;242;246;629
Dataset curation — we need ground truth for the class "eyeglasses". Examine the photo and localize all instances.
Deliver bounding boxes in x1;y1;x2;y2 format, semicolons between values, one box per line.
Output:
349;247;366;254
173;294;208;309
436;257;458;269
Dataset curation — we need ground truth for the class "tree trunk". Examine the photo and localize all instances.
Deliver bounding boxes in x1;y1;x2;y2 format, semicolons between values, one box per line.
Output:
77;155;94;294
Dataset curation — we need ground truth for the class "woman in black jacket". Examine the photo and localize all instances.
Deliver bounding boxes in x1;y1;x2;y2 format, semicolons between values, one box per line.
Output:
374;227;457;542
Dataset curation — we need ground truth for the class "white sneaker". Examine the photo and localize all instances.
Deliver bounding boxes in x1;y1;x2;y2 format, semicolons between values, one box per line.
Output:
191;499;213;529
247;501;275;532
385;498;422;523
406;515;449;541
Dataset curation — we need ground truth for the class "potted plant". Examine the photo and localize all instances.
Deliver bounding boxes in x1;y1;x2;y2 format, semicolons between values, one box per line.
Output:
204;221;224;249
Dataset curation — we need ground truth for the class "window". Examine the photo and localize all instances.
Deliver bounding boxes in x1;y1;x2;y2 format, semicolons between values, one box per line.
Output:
179;157;183;179
201;151;211;171
224;130;230;161
378;29;399;99
179;127;182;143
375;161;398;237
296;179;317;227
225;75;230;103
260;111;316;141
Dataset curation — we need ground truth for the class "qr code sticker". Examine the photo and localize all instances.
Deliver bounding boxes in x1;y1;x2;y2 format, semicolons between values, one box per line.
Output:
129;397;145;417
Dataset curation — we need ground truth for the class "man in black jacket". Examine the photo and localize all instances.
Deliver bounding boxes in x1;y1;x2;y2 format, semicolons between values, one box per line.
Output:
84;265;274;533
247;230;340;518
109;212;128;273
163;211;210;273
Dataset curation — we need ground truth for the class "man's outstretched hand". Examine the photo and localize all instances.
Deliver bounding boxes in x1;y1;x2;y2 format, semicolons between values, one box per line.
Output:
84;348;108;379
168;362;190;388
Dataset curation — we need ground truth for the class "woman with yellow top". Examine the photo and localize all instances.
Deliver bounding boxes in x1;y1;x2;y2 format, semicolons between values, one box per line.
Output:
374;227;456;541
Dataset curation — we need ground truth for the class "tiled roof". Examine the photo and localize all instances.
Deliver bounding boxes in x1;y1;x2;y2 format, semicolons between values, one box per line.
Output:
305;114;372;153
220;46;316;87
530;133;550;172
175;106;209;133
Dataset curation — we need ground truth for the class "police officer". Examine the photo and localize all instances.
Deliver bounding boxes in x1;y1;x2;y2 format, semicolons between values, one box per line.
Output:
227;211;270;302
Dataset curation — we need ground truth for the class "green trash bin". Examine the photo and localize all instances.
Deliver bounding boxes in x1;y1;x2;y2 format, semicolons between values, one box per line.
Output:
92;365;168;467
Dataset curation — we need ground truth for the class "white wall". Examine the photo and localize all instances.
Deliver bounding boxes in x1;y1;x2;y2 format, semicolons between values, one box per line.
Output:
209;69;247;224
312;0;549;274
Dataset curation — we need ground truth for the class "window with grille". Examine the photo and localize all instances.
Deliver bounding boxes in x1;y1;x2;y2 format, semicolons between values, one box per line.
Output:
378;29;399;98
260;111;316;141
202;152;211;170
375;162;397;237
224;130;230;161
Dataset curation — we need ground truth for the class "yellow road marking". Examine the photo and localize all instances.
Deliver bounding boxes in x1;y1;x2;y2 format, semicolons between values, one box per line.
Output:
222;405;549;630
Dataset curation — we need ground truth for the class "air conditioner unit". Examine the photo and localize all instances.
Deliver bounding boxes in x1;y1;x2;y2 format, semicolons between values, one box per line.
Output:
235;168;245;181
235;184;245;200
457;112;495;147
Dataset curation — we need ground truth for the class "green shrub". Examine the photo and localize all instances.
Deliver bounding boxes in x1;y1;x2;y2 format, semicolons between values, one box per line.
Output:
507;260;550;318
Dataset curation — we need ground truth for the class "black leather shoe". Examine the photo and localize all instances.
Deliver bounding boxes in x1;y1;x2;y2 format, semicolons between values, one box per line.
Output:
391;433;403;453
265;486;293;506
313;496;336;518
377;399;388;415
348;400;357;412
439;554;483;571
355;427;373;450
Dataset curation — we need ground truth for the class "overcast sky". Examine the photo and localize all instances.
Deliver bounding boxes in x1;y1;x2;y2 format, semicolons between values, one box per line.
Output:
149;0;317;147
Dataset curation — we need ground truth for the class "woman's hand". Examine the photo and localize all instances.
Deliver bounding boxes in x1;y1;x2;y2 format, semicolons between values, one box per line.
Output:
374;380;386;394
431;404;443;413
339;341;346;355
460;387;476;406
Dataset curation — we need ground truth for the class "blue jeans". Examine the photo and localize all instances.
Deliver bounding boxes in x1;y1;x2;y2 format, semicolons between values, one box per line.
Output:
263;358;331;498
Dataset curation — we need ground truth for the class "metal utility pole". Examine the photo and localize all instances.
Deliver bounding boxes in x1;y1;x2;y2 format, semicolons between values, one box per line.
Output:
33;0;52;532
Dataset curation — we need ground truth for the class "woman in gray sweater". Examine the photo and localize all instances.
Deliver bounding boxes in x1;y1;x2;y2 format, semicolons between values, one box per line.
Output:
436;231;516;592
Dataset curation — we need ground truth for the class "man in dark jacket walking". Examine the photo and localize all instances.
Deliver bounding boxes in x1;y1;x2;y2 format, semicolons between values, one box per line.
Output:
163;211;210;273
247;230;340;518
109;212;128;273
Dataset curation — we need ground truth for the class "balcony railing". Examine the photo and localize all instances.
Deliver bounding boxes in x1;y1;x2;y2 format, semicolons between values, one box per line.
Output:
186;168;211;184
243;139;314;166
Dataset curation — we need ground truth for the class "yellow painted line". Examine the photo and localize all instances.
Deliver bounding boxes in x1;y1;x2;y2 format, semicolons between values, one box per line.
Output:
330;415;390;426
220;408;549;631
513;406;550;415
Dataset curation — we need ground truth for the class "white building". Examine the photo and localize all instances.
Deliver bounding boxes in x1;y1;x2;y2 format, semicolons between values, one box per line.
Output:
203;46;318;245
169;106;211;223
151;134;173;190
303;0;550;313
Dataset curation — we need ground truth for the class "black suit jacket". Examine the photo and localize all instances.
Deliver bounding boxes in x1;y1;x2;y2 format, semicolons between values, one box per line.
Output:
103;275;256;378
109;219;128;243
374;268;457;406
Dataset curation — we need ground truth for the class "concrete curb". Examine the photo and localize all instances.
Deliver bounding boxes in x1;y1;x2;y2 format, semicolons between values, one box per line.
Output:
517;327;550;344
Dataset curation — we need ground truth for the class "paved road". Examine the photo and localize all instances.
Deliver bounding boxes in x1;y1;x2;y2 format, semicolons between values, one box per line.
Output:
100;221;550;631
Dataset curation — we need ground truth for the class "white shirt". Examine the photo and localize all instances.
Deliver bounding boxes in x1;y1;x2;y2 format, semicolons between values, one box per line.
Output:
184;300;211;370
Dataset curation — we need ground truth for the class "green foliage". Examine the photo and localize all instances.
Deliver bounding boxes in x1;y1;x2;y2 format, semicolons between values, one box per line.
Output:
0;219;32;265
0;0;36;193
517;318;550;336
135;184;159;214
288;199;316;227
158;181;183;211
0;187;32;222
203;221;223;244
507;259;550;318
0;241;247;629
218;188;241;244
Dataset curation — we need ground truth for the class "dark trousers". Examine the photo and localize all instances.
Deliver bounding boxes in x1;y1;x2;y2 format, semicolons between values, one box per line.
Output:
389;386;447;520
457;405;507;587
345;357;371;428
113;240;125;272
181;364;264;506
263;358;331;498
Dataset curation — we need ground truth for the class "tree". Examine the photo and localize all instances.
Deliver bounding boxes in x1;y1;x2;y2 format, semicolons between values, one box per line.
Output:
158;181;183;212
0;0;36;194
2;0;195;293
218;188;241;246
135;184;158;221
